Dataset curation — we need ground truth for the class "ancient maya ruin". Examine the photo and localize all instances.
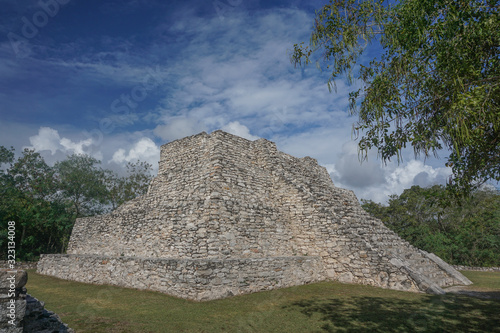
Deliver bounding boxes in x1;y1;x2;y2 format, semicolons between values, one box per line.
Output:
38;130;472;301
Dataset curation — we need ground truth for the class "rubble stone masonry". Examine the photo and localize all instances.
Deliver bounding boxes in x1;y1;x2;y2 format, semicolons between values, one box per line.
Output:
37;131;472;301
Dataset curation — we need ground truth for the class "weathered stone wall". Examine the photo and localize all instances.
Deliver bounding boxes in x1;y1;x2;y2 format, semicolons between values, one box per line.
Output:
40;130;472;300
67;133;304;259
38;254;323;301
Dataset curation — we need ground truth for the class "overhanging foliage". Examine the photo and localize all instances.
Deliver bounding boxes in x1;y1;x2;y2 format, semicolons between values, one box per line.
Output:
291;0;500;195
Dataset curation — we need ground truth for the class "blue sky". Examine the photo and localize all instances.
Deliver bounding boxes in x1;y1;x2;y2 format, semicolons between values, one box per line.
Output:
0;0;457;203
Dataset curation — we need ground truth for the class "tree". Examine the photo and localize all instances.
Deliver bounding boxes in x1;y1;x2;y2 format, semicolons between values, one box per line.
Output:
0;147;154;260
0;148;74;260
55;154;109;217
122;160;153;199
0;146;15;167
362;185;500;266
291;0;499;195
106;160;153;209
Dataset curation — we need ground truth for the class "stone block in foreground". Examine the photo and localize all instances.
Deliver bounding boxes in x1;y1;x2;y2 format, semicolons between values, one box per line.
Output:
0;269;73;332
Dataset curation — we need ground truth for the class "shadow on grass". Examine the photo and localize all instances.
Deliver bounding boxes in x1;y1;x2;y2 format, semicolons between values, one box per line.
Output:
285;293;500;333
449;289;500;300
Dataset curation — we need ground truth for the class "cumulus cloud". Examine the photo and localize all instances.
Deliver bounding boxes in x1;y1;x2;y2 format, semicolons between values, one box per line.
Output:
27;127;162;173
153;116;208;142
274;126;355;168
326;141;452;203
111;137;160;169
333;141;386;188
387;160;451;192
28;127;93;155
221;121;259;141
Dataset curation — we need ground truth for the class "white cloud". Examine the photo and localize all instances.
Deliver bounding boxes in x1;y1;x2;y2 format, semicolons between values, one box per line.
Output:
22;127;162;174
59;137;94;155
28;127;93;155
153;116;208;141
333;141;386;188
326;142;452;204
221;121;259;140
111;137;160;169
388;160;451;191
149;7;347;140
274;126;353;163
28;127;61;155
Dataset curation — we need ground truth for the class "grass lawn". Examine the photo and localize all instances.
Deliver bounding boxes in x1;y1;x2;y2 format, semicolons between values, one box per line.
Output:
460;270;500;291
26;270;500;333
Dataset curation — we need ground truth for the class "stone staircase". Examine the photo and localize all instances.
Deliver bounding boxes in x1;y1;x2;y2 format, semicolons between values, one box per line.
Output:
266;149;472;294
360;217;473;293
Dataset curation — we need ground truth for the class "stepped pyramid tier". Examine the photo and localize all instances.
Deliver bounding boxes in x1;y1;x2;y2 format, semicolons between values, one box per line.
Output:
37;130;471;301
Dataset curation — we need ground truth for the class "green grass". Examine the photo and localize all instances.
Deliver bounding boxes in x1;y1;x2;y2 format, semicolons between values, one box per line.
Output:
26;270;500;333
461;271;500;290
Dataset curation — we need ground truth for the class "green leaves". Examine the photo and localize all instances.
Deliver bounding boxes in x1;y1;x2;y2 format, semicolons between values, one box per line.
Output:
362;185;500;266
106;160;153;209
0;149;74;260
0;147;153;261
291;0;500;195
55;154;110;217
0;146;14;169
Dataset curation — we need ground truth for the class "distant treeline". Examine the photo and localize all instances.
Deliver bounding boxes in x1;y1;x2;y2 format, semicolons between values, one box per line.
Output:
362;185;500;267
0;146;152;261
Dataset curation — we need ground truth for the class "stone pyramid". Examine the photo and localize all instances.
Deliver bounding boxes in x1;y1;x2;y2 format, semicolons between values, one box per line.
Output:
38;130;471;300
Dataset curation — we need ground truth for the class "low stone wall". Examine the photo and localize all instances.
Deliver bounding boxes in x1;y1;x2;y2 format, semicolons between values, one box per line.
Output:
453;265;500;272
37;254;324;301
